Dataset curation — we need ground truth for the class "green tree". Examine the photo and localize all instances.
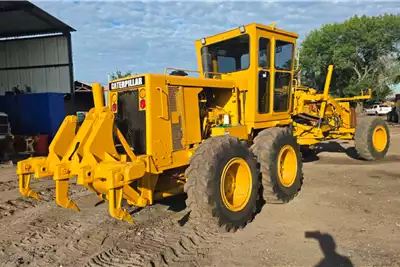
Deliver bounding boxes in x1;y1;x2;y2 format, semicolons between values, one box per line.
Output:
299;14;400;101
109;70;132;80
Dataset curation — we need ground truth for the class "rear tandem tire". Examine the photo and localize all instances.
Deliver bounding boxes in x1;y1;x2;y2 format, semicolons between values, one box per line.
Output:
184;135;261;232
250;127;304;204
355;116;390;161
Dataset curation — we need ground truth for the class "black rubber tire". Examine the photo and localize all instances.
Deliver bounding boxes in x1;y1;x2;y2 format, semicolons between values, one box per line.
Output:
250;127;303;204
184;135;261;232
387;112;393;122
354;116;390;161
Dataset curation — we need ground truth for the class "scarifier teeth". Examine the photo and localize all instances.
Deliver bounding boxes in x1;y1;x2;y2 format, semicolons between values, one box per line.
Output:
56;195;80;211
124;213;134;224
108;187;135;223
119;209;134;223
18;174;40;200
24;189;40;200
109;203;134;223
55;180;80;211
65;199;80;212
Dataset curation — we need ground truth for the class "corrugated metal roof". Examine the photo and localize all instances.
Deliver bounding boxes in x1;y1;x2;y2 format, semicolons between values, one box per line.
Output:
0;0;75;39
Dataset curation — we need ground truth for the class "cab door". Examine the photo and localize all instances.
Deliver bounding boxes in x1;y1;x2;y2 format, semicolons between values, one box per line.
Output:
254;29;296;125
272;38;295;116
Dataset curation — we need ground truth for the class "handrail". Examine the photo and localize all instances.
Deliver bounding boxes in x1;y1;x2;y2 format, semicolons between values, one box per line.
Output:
156;87;169;120
163;67;233;80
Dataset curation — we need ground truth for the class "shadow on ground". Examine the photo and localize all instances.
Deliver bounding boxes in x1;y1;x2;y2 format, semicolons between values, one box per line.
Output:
302;141;359;163
157;193;187;212
305;231;354;267
156;194;191;226
302;141;400;165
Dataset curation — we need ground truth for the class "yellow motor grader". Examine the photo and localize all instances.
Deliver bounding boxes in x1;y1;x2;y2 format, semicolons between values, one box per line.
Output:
17;23;390;232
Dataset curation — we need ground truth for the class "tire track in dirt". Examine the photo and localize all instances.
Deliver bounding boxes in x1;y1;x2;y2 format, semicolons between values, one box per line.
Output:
0;181;89;221
13;218;93;265
0;184;92;267
0;182;225;267
11;219;85;265
1;194;173;267
85;216;224;267
0;187;55;220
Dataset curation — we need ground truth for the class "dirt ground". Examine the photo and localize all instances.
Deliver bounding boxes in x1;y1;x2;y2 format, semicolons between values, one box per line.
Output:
0;124;399;267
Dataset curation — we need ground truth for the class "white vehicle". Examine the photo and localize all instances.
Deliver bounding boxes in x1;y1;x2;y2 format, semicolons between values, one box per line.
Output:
364;104;392;115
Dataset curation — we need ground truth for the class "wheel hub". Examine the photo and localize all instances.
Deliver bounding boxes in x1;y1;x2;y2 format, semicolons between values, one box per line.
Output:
277;145;298;187
372;126;387;152
220;157;252;212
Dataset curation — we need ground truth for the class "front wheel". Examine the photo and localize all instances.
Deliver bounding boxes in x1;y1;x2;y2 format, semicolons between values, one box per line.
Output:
184;135;261;232
355;116;390;160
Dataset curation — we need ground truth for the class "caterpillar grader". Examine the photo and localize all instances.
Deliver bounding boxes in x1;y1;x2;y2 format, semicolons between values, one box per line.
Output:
17;23;390;232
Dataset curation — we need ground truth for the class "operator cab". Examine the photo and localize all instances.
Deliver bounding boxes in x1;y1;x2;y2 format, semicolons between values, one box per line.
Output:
195;23;298;126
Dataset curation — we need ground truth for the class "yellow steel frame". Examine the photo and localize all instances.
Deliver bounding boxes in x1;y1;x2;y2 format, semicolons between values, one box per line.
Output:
292;65;372;145
17;84;160;223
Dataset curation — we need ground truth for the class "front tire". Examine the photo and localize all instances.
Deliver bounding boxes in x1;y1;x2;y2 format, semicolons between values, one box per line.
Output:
355;116;390;160
251;127;303;204
184;135;260;232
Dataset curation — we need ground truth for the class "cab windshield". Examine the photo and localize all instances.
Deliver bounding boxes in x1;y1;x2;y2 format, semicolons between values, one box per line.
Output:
201;34;250;75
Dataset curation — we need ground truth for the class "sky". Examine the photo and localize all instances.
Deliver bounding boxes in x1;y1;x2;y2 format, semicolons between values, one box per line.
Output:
31;0;400;84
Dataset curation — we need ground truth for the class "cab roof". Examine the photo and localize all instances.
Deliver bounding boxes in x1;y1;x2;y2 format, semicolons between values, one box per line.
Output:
195;22;299;44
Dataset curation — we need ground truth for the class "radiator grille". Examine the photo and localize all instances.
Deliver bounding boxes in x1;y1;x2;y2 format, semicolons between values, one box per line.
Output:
168;86;178;112
168;86;183;151
115;90;146;155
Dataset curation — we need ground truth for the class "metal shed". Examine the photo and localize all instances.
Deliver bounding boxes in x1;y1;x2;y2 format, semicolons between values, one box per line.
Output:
0;0;75;95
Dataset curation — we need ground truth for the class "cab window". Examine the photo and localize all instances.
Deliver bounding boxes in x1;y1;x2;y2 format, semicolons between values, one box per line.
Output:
275;40;294;70
273;40;294;112
259;38;270;68
201;34;250;74
258;71;270;113
273;72;291;112
258;37;271;114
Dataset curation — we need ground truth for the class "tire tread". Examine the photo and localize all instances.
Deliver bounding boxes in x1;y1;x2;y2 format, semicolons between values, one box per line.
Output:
184;135;260;232
250;127;303;203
